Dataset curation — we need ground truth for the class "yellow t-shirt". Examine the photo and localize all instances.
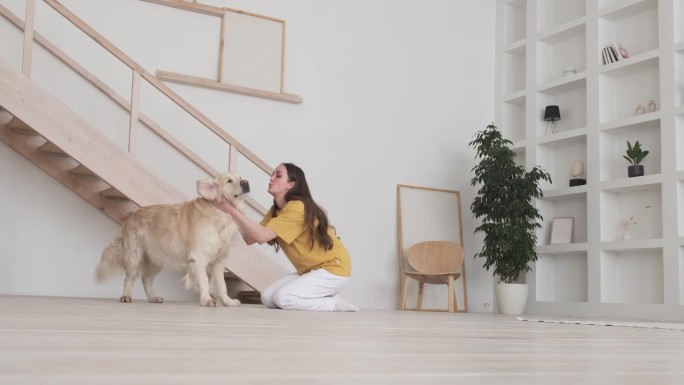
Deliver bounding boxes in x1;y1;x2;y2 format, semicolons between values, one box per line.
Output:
260;200;351;277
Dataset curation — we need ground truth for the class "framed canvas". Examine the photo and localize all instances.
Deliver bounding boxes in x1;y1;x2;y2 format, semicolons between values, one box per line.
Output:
550;217;574;244
219;8;285;93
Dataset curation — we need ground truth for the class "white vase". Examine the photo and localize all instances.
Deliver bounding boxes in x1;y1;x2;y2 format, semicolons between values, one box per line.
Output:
622;230;632;241
495;283;528;315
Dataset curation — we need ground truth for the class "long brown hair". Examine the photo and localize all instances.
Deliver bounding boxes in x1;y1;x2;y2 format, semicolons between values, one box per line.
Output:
269;163;333;251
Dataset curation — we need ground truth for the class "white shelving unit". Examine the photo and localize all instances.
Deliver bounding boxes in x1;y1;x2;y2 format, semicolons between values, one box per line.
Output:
495;0;684;320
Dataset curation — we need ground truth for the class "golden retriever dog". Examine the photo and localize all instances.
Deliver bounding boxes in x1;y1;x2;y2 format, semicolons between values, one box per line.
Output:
96;172;249;307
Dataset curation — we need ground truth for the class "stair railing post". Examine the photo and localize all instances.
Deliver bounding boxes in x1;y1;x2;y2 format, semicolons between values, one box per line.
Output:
22;0;36;77
128;70;141;154
228;144;237;173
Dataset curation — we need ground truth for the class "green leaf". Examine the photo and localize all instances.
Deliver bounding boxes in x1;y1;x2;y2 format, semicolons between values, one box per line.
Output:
624;140;648;165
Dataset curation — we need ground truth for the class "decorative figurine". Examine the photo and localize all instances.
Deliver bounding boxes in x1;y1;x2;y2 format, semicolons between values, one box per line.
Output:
569;160;586;187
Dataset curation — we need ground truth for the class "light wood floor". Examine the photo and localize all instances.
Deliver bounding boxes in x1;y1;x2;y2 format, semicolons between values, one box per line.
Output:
1;296;683;384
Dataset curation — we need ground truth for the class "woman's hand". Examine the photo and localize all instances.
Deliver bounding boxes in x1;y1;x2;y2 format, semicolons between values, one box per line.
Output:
213;194;276;245
214;195;241;214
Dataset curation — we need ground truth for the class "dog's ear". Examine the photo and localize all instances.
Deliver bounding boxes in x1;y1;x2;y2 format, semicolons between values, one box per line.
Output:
197;179;219;200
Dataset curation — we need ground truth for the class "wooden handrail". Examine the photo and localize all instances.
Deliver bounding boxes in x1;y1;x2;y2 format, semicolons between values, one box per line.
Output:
0;1;271;214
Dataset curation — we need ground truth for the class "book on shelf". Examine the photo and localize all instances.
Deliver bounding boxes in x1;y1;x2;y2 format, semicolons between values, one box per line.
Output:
607;45;620;62
611;46;620;62
602;47;608;65
602;47;613;64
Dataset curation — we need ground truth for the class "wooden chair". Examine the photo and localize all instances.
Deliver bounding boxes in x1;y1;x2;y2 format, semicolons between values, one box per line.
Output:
400;241;465;313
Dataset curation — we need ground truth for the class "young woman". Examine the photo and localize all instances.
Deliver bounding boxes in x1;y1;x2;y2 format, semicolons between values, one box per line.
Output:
214;163;358;312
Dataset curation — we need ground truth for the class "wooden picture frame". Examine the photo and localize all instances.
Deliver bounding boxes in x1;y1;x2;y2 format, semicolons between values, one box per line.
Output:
219;8;285;94
550;217;574;244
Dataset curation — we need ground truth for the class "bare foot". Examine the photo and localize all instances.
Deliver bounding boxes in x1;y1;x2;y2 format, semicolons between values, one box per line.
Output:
333;296;359;312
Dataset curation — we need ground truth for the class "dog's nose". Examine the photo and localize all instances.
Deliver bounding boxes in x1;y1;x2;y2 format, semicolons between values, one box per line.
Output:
240;179;250;193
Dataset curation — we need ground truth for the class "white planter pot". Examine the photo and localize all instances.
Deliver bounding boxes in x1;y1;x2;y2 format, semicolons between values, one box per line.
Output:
495;283;528;315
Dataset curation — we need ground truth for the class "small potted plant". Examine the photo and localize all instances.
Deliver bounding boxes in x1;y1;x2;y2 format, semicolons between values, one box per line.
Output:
623;140;649;178
469;124;551;315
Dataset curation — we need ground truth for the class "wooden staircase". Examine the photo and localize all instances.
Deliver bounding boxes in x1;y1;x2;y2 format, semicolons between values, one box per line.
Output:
0;0;290;294
0;58;288;295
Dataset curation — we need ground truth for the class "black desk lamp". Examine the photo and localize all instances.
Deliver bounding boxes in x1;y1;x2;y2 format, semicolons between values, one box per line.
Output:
544;105;560;135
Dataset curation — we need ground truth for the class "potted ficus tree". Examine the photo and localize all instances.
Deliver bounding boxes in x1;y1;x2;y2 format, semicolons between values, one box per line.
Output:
469;124;551;315
623;140;649;178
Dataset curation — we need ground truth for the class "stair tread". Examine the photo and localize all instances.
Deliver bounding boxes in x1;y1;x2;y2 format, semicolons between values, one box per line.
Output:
7;117;38;136
71;164;99;179
100;187;129;201
11;127;39;136
8;117;29;129
39;141;68;156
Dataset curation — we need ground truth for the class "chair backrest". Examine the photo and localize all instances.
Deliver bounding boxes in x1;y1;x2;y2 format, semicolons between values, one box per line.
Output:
406;241;464;274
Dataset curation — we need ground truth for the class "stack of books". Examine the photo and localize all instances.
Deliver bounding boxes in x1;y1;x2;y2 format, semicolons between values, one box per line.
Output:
601;43;629;65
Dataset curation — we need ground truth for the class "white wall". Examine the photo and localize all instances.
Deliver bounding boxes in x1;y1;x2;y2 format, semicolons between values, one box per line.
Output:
0;0;496;310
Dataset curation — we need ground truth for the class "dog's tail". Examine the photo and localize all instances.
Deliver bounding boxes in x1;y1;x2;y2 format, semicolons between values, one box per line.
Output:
96;235;125;282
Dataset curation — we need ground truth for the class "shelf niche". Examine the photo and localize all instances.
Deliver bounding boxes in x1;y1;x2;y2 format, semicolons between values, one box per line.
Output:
513;146;526;168
599;119;661;181
598;0;659;59
504;0;527;45
537;79;587;137
600;185;662;242
538;193;588;245
536;23;586;85
674;0;684;46
675;50;684;109
536;252;587;302
503;45;526;94
537;136;587;190
536;0;585;33
601;248;663;304
503;97;526;142
598;57;660;124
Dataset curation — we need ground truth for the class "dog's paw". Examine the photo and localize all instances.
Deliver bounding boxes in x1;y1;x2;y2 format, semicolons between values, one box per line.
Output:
120;296;132;303
148;297;164;304
222;298;240;307
200;298;217;307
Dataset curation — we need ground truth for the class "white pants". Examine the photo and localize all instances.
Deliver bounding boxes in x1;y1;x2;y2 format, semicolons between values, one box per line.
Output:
261;269;350;311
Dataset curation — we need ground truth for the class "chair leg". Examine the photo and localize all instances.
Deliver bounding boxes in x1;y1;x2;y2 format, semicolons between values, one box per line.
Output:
448;275;455;313
416;282;424;310
400;274;409;310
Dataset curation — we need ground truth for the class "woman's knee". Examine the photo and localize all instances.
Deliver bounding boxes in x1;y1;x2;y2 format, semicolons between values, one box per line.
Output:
272;290;299;310
260;291;279;309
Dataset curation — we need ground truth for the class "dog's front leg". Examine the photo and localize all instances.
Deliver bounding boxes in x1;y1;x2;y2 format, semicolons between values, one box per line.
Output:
189;256;215;307
210;261;240;307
